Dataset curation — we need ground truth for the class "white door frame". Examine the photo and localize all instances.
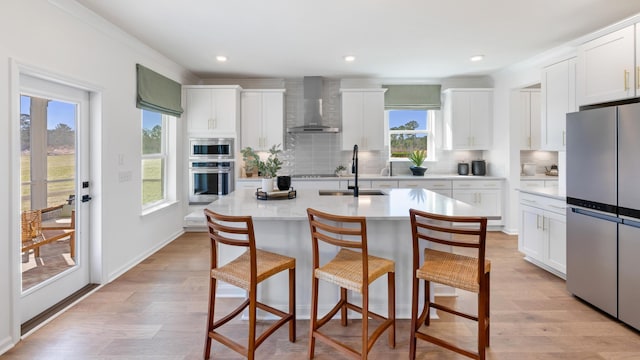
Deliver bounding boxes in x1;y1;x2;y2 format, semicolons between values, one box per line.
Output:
9;59;104;340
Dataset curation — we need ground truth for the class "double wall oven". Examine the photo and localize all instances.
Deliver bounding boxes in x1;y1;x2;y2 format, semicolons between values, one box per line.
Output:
188;138;234;204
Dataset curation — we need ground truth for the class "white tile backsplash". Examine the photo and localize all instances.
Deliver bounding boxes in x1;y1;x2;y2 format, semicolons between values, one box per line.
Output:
519;150;559;175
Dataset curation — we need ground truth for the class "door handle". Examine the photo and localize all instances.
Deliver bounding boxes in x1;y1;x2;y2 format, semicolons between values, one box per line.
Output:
81;195;92;203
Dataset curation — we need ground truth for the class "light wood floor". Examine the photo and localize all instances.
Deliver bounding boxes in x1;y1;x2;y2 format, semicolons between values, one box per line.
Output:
3;231;640;360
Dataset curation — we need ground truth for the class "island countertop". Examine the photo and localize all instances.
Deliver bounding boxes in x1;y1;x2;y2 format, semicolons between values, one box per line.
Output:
201;188;501;221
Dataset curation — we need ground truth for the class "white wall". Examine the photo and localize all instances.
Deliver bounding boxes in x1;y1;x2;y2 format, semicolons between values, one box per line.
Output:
0;0;196;352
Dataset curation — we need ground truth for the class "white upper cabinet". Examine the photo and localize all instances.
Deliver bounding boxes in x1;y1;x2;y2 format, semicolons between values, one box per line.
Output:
184;85;241;137
340;89;386;151
443;89;493;150
541;58;576;151
576;25;636;106
519;89;541;150
240;89;285;151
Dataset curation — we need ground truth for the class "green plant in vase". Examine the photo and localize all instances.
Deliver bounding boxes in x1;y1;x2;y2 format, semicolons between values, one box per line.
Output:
408;149;427;176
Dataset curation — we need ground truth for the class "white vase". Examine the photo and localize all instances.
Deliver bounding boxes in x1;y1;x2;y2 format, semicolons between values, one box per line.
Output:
261;178;274;192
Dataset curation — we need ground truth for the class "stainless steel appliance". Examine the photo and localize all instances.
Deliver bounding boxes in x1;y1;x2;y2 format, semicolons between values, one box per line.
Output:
566;101;640;330
188;160;234;204
189;138;234;159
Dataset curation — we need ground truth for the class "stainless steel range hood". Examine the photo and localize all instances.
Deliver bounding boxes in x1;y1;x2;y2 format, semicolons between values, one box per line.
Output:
287;76;339;133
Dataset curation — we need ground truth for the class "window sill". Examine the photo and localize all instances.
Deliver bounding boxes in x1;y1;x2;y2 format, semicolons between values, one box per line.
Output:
141;200;179;217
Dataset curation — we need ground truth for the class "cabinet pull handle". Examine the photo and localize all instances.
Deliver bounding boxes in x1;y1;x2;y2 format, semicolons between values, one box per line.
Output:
624;70;630;91
536;214;541;229
542;216;547;231
637;66;640;90
548;204;566;210
562;131;566;146
522;199;537;204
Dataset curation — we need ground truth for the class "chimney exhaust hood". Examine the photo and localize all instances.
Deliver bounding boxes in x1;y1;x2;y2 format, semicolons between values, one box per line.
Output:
287;76;339;133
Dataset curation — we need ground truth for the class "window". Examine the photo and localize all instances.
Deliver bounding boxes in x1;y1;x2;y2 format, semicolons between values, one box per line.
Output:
387;109;436;161
141;109;170;207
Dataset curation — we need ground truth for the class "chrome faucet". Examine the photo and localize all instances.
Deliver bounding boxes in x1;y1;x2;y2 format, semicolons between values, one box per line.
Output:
351;144;359;197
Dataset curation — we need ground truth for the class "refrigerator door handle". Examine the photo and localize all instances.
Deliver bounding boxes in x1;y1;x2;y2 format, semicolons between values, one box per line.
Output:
570;207;621;223
621;216;640;228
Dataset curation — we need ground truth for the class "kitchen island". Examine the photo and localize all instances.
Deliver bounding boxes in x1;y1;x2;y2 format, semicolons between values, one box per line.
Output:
198;188;500;318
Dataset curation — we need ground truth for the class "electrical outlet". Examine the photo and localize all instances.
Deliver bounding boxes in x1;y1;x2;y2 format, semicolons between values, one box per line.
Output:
118;171;132;182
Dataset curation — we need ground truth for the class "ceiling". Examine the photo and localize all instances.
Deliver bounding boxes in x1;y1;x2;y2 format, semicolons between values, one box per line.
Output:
75;0;640;80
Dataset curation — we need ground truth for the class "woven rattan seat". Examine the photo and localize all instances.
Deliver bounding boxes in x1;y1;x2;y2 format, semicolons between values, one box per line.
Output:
418;248;491;293
211;249;296;291
307;208;395;360
409;209;491;360
203;209;295;360
315;248;394;293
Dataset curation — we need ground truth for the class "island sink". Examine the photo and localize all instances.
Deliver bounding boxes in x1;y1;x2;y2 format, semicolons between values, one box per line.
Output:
318;189;387;196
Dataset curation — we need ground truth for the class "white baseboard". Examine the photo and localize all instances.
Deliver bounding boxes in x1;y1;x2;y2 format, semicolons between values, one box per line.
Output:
0;336;15;356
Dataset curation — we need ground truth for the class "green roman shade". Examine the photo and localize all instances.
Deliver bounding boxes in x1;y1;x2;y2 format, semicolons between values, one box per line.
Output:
382;84;442;110
136;64;183;117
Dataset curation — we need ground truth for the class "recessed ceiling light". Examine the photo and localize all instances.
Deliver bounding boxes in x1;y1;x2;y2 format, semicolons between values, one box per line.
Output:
344;55;356;62
470;55;484;62
216;55;228;62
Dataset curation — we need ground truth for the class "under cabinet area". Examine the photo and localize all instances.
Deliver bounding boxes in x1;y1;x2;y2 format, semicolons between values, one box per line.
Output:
184;85;241;137
240;89;285;151
340;89;386;151
518;191;567;278
442;88;493;150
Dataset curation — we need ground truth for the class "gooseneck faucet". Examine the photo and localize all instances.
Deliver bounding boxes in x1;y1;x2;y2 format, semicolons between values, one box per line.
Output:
352;144;359;197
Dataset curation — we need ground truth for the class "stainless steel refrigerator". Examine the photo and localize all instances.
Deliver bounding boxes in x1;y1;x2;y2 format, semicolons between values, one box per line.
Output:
566;101;640;331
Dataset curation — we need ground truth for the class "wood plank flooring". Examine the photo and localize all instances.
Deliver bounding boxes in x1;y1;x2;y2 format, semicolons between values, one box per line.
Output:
3;231;640;359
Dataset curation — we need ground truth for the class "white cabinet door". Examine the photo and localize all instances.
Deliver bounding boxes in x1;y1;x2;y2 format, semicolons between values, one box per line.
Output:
576;25;636;106
519;204;545;259
545;210;567;274
186;88;213;133
520;90;541;150
185;86;240;136
341;89;386;151
541;58;576;150
443;89;493;150
451;189;502;225
241;90;284;151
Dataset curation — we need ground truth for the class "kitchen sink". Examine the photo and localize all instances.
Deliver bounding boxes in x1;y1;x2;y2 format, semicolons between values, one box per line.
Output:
318;189;387;196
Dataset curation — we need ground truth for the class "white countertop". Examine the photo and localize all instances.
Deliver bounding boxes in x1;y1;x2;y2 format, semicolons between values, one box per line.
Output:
520;174;559;180
238;174;505;181
518;186;566;201
189;188;501;221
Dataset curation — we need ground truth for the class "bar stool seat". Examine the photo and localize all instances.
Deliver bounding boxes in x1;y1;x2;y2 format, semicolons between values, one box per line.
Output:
203;209;296;360
306;208;395;360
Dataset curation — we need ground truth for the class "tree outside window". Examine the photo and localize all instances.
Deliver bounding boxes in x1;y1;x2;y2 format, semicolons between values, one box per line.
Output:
141;110;167;207
388;110;434;160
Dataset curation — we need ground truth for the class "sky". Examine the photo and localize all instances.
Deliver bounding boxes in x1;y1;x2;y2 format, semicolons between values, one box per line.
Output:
21;95;77;130
388;109;427;129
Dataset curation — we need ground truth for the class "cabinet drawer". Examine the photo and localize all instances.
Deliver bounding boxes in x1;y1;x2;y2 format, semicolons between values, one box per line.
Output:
400;180;451;190
370;180;398;189
520;192;566;214
453;180;501;189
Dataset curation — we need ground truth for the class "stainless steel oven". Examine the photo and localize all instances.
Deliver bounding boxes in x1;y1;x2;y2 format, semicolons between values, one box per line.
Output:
190;138;234;159
188;160;234;204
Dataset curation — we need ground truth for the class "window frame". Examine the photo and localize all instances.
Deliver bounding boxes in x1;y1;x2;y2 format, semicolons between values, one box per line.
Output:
141;109;172;210
385;109;437;162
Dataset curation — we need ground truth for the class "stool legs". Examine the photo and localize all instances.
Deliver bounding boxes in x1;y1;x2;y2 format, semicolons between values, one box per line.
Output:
203;277;216;360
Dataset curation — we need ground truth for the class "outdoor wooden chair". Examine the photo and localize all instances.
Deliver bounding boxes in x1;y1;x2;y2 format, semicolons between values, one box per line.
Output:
21;206;76;259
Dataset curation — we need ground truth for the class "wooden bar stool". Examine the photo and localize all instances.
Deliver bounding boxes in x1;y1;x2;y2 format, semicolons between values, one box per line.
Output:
203;209;296;360
306;208;395;360
409;209;490;360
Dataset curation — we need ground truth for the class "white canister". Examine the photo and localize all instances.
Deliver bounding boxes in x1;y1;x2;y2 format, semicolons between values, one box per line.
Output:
522;163;536;176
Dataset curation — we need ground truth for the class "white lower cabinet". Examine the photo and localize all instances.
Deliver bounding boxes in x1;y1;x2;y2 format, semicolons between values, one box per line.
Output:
518;192;567;278
399;179;452;197
452;180;503;226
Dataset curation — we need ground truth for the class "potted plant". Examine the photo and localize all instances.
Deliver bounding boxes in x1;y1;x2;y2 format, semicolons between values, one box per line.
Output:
334;164;347;177
408;150;428;176
243;144;284;191
240;146;259;177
